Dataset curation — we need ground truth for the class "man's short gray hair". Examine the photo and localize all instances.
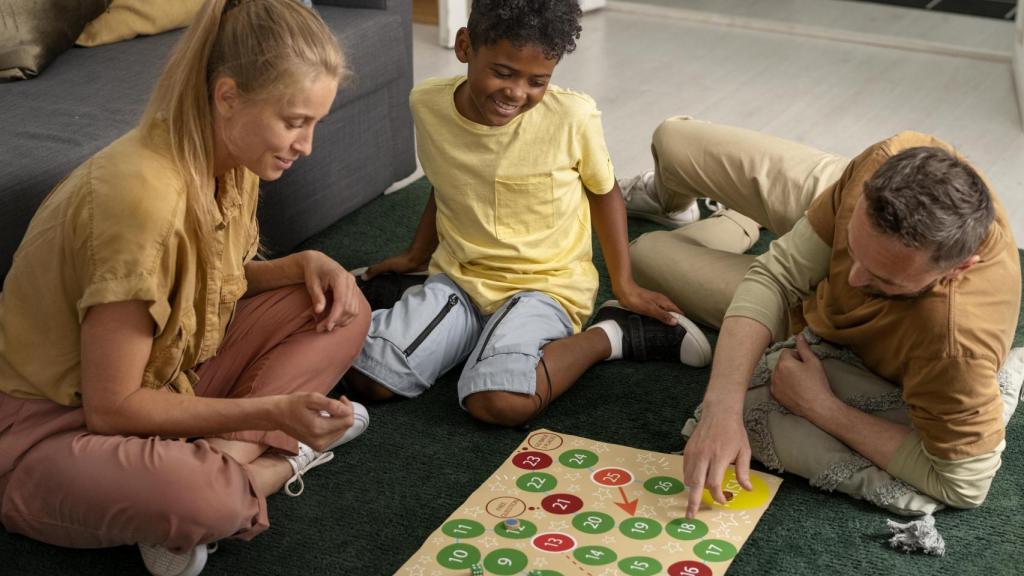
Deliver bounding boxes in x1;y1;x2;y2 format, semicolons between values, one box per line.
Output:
863;147;994;269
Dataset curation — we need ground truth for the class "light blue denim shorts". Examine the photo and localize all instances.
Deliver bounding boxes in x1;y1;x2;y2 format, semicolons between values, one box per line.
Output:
350;274;574;406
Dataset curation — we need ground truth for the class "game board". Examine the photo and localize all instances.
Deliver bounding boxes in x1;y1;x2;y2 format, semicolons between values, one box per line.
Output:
397;429;781;576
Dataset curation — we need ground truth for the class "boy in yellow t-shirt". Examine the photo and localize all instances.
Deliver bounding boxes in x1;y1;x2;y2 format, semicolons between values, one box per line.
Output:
345;0;711;427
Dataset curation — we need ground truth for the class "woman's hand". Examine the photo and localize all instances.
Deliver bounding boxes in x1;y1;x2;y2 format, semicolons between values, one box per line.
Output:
361;252;428;281
301;250;361;332
275;393;355;451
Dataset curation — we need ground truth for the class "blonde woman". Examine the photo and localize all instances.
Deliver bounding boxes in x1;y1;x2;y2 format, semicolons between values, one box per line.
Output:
0;1;369;574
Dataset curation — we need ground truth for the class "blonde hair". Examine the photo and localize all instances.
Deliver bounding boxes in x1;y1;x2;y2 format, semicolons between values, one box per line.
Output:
140;0;344;260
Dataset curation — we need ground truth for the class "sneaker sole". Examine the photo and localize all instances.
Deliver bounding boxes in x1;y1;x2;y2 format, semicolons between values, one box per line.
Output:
626;209;695;229
325;401;370;451
349;266;429;278
139;543;208;576
668;312;712;368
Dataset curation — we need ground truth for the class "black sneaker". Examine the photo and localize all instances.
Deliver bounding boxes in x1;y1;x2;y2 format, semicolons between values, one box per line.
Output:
591;300;712;367
354;270;428;310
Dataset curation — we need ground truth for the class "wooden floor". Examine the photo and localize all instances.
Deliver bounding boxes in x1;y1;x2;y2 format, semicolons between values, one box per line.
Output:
409;0;1024;246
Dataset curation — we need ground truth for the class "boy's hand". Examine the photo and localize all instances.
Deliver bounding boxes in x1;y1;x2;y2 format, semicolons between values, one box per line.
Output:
362;253;428;280
614;281;683;325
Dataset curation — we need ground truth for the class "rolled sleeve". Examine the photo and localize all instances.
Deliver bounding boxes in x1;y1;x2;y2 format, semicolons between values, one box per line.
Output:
887;430;1003;508
725;217;831;339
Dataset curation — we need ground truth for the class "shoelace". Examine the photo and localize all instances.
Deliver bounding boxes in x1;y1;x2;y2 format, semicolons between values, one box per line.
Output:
283;445;335;497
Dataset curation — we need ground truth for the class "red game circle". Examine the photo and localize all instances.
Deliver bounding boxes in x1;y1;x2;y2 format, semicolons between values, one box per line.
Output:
668;560;712;576
541;493;583;515
590;467;634;487
531;532;576;553
512;451;553;470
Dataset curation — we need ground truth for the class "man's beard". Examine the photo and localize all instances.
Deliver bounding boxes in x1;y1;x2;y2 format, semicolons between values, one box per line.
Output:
860;278;941;301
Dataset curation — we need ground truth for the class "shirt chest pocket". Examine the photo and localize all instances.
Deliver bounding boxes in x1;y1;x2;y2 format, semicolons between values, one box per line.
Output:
218;273;248;336
494;175;554;240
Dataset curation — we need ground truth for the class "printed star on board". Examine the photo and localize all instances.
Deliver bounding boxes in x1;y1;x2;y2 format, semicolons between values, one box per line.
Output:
480;536;499;549
713;513;740;530
657;497;681;510
642;544;655;553
589;442;610;454
566;483;581;493
661;541;685;554
463;506;483;518
602;535;618;546
637;504;657;517
641;464;659;475
565;471;581;481
406;565;425;576
430;570;443;576
417;555;432;564
615;456;625;464
598;567;619;576
533;557;549;568
487;477;507;492
430;535;445;545
593;488;613;501
546;520;570;532
636;452;657;464
734;510;754;526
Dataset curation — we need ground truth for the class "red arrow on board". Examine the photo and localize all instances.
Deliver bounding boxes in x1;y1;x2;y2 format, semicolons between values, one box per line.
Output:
615;487;638;516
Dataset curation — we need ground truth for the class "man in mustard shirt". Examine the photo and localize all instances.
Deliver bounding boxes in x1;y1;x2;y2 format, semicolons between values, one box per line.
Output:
623;117;1020;515
344;0;713;427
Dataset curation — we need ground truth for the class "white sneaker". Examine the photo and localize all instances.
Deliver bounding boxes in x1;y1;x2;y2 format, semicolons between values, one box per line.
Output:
283;401;369;497
619;171;699;228
139;542;212;576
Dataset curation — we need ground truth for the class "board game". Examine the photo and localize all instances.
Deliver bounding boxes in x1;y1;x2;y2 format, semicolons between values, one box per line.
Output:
396;429;781;576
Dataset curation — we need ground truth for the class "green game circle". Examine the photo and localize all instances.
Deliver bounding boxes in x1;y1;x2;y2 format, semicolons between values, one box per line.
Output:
516;472;557;493
643;475;685;496
666;518;709;541
572;511;615;534
618;517;662;540
483;548;528;575
694;539;738;562
617;556;663;576
573;545;617;566
436;543;480;570
441;519;485;539
493;518;537;539
558;449;599;469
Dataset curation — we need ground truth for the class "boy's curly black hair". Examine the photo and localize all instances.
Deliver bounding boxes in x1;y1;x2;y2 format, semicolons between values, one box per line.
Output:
467;0;583;61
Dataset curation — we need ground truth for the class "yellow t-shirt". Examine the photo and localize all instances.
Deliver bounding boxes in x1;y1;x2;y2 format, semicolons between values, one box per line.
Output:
0;124;259;405
412;76;616;331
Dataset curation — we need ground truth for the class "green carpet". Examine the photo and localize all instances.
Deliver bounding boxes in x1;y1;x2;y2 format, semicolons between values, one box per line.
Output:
3;178;1021;575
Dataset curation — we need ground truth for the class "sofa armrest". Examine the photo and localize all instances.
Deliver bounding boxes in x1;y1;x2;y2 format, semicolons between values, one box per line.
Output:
315;0;388;9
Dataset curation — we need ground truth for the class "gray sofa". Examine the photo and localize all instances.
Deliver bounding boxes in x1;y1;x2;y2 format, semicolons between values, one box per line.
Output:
0;0;416;283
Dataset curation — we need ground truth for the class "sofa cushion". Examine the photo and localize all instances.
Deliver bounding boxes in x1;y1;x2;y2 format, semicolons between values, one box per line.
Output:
0;3;408;281
0;0;108;81
76;0;205;47
320;5;407;110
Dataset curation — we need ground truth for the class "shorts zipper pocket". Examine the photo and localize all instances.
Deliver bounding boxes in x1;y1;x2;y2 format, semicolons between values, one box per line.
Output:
404;294;459;357
477;296;521;362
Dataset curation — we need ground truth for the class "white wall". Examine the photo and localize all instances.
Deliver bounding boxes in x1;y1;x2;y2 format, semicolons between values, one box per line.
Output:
1015;0;1024;129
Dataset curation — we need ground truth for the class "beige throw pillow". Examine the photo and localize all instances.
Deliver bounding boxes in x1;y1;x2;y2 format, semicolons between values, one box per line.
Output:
76;0;205;47
0;0;108;81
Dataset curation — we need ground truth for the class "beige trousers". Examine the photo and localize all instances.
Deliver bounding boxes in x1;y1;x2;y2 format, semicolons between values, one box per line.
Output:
0;285;370;551
629;116;848;329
